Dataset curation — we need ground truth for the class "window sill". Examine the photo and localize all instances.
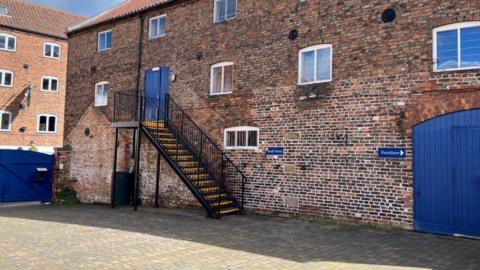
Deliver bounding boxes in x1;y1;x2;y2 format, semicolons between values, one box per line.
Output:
94;104;108;107
0;48;15;53
214;16;236;24
0;129;11;132
0;85;13;88
433;66;480;73
224;147;259;152
98;48;111;52
43;56;61;60
149;34;166;40
298;80;332;86
40;90;59;93
37;132;57;135
209;92;233;98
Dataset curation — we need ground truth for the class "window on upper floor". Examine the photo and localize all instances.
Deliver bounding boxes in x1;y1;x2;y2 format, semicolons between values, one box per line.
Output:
37;114;57;133
0;6;8;16
98;30;112;51
0;33;16;52
210;62;233;95
0;69;13;87
298;44;332;85
224;126;259;150
0;111;12;131
41;76;59;92
214;0;236;23
149;15;167;39
43;43;61;59
95;81;108;107
434;22;480;72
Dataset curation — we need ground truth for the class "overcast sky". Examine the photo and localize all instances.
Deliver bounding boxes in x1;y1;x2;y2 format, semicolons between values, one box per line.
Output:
24;0;125;17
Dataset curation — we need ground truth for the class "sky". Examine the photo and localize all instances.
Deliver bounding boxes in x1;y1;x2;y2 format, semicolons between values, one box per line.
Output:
24;0;125;17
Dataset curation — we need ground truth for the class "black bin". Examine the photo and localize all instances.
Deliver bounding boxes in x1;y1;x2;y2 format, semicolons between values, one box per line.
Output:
114;172;133;206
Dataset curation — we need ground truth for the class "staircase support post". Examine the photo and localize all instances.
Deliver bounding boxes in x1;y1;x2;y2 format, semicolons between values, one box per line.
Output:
155;152;161;208
111;128;119;209
133;127;142;211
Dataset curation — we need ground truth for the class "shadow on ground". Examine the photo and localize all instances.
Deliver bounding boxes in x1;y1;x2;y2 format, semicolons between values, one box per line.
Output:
0;204;479;270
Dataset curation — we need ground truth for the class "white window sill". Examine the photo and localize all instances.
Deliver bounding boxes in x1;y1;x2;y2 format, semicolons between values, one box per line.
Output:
37;131;57;135
214;16;236;24
0;129;11;132
0;85;13;88
94;104;108;107
298;79;332;86
224;146;259;151
0;48;15;52
149;34;166;40
40;89;59;93
43;56;61;60
98;48;111;52
209;92;233;96
433;66;480;73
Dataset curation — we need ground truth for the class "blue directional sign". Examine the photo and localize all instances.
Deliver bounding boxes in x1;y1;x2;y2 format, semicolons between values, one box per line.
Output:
378;148;407;158
266;147;284;156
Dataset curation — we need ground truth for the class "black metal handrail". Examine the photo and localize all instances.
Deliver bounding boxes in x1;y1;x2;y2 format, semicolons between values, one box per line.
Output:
112;92;246;216
164;95;246;214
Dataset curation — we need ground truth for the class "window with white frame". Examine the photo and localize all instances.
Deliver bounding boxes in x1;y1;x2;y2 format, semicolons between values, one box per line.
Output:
37;114;57;133
210;62;233;95
0;33;15;51
98;30;112;51
43;43;61;59
298;44;332;85
434;22;480;71
0;69;13;87
41;76;59;92
95;81;108;106
224;127;259;150
0;111;12;131
149;15;166;39
214;0;236;23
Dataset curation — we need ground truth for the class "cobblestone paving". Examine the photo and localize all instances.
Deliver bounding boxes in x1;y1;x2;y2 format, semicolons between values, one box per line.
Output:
0;205;479;270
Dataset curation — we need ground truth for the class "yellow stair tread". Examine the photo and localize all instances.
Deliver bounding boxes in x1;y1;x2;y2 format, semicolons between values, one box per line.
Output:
219;208;239;215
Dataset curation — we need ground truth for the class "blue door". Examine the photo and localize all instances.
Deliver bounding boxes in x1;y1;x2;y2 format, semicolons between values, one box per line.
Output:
413;109;480;237
0;150;54;203
144;67;170;121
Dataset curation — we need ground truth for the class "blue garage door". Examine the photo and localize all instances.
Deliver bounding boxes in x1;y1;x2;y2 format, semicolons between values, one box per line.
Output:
413;109;480;237
0;150;54;204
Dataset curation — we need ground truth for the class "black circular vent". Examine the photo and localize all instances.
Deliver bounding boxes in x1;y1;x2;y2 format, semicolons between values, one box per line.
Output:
381;8;396;23
288;29;299;40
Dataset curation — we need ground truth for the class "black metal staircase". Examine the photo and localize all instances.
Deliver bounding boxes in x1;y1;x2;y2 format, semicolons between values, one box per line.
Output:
112;92;246;218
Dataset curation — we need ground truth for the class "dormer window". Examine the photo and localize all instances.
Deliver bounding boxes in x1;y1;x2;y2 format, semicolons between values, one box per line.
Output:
0;6;8;16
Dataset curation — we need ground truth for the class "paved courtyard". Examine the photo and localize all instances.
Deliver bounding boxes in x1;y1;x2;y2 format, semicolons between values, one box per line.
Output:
0;205;479;270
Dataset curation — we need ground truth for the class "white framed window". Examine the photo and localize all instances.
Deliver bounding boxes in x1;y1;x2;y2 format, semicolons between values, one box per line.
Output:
0;69;13;87
0;33;15;51
98;30;112;51
149;15;167;39
433;22;480;72
0;6;8;16
41;76;59;92
210;62;233;95
214;0;237;23
298;44;332;85
43;42;61;59
0;111;12;131
37;114;57;133
224;126;259;150
95;81;108;107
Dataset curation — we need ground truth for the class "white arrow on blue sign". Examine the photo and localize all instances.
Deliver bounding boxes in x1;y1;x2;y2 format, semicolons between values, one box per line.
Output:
378;148;407;158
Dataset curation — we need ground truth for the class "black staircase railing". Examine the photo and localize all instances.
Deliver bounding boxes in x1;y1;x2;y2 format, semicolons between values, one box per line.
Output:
165;95;246;214
112;92;247;216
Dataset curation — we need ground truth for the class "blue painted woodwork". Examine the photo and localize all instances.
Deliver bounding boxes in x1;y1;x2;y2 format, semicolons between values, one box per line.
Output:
413;109;480;237
144;67;170;121
0;150;54;203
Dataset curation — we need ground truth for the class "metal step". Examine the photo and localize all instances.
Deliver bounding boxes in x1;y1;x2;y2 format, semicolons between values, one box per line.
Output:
219;207;239;216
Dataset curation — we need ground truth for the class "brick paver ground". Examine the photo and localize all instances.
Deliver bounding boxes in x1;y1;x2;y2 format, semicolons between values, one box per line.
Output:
0;205;479;270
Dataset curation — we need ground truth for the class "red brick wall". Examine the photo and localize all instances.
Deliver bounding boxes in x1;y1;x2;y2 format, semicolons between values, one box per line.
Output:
66;0;480;228
0;27;68;148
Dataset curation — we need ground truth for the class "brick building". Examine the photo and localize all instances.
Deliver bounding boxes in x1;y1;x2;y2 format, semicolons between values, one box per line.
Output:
64;0;480;235
0;0;84;154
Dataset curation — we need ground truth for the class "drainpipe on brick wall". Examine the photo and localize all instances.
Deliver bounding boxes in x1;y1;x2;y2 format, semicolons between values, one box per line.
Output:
135;13;145;118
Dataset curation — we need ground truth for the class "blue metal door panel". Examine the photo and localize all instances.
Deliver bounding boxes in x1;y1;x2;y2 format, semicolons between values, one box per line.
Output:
413;109;480;237
0;150;54;203
144;67;170;121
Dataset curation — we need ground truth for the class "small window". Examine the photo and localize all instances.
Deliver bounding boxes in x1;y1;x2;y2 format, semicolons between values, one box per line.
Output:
434;22;480;71
43;43;61;59
41;76;59;92
0;6;8;16
0;33;16;51
0;69;13;87
210;62;233;95
224;127;259;150
95;81;108;106
149;15;167;39
298;44;332;85
37;114;57;133
0;111;12;131
214;0;236;23
98;30;112;51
